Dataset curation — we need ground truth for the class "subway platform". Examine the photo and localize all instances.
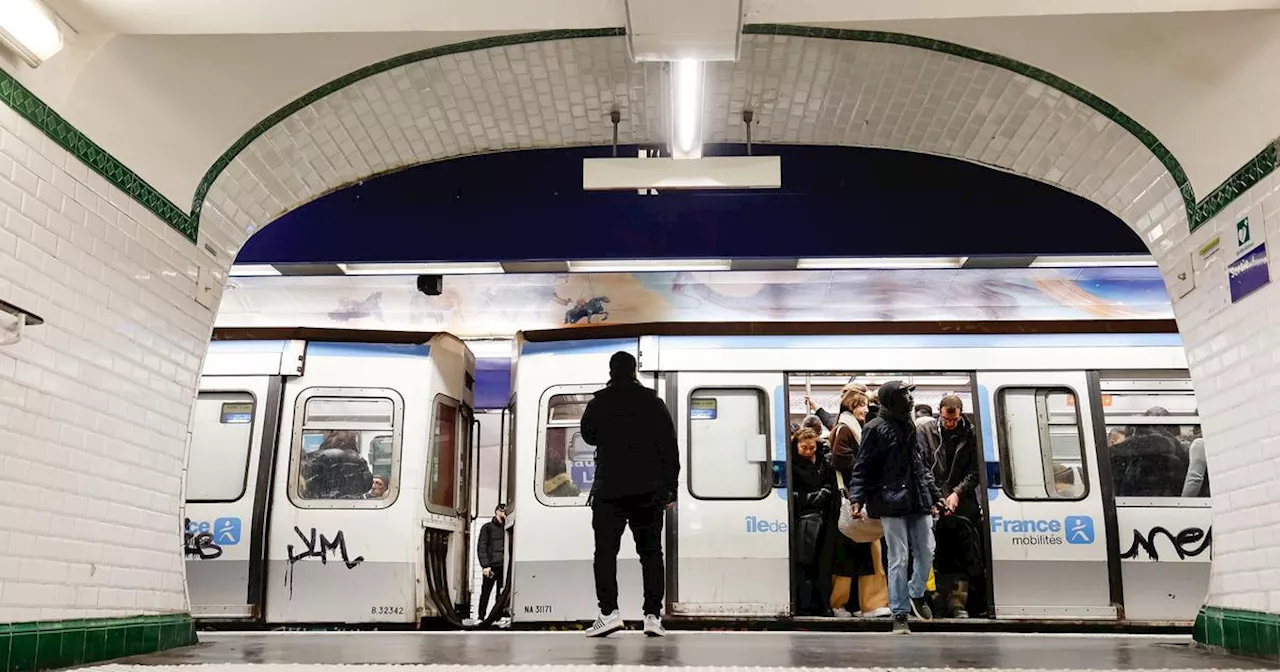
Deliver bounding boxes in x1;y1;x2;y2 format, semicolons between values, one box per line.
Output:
96;632;1277;671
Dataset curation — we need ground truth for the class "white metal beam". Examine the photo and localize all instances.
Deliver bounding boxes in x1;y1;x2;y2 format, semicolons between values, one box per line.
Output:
747;0;1280;24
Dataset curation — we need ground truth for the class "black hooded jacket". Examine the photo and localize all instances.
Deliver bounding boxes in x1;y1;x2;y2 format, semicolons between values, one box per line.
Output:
580;378;680;502
848;381;943;518
301;448;373;499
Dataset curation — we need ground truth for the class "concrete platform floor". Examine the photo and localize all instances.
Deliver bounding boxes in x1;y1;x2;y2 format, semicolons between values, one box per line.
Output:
109;632;1277;669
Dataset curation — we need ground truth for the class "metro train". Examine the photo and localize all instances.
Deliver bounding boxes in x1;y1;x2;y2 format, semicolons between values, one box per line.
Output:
184;322;1211;628
184;333;481;626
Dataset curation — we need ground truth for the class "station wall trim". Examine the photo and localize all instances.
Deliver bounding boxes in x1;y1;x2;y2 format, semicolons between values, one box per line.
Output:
0;24;1275;245
0;613;197;672
1195;606;1280;662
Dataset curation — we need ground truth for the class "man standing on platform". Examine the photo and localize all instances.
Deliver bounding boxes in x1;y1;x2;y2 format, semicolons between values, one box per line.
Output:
579;351;680;638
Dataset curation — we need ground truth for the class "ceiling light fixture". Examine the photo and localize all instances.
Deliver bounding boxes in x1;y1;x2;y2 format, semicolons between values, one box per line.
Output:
1029;255;1158;268
339;262;505;276
671;59;704;160
227;264;282;277
795;257;969;270
0;0;64;67
567;258;732;273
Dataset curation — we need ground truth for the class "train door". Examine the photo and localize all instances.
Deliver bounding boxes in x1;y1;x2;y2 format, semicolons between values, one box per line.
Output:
977;371;1116;619
263;386;416;623
668;372;789;617
1094;372;1211;622
184;375;280;620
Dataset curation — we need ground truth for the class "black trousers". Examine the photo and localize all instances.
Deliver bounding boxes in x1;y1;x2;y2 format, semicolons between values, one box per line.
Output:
478;566;504;618
592;493;666;616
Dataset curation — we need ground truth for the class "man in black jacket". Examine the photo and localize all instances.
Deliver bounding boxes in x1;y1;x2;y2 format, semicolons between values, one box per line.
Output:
579;351;679;638
476;504;506;620
917;396;983;618
849;381;944;635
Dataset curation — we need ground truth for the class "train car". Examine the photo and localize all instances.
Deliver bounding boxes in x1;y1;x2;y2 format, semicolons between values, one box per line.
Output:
182;329;478;626
506;323;1211;626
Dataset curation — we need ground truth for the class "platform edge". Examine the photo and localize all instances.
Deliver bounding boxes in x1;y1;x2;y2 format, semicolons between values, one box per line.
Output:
0;613;197;672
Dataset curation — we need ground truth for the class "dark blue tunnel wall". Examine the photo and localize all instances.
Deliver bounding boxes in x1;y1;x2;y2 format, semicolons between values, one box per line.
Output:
237;144;1146;264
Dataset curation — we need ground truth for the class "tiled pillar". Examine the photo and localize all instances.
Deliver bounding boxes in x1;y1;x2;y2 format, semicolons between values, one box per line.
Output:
1150;166;1280;662
0;87;210;666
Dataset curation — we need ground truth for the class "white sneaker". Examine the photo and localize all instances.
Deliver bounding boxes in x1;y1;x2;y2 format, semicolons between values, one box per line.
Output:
865;607;892;618
832;608;854;619
585;610;624;638
643;614;666;637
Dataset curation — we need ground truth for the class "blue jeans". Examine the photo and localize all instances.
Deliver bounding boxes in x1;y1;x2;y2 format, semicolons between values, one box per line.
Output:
882;514;935;616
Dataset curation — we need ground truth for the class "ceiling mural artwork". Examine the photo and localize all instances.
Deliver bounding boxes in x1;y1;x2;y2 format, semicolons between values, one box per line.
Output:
216;267;1173;338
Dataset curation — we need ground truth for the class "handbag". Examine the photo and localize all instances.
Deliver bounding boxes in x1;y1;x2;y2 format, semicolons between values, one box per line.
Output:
836;471;883;543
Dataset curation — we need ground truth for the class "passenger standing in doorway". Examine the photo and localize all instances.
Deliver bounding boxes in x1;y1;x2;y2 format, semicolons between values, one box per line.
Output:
918;396;985;618
807;383;869;431
476;504;507;621
848;380;944;635
828;387;890;619
579;352;680;638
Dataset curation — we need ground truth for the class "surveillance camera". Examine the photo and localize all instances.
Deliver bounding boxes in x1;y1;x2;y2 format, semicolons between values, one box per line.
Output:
416;274;442;296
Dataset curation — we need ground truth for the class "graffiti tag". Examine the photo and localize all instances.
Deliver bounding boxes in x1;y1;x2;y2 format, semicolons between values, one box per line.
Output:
1121;526;1212;561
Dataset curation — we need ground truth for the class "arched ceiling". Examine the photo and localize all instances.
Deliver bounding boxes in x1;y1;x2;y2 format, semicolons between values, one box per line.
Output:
195;28;1191;266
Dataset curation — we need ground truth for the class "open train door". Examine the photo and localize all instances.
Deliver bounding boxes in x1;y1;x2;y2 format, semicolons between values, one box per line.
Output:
977;371;1118;619
666;372;790;618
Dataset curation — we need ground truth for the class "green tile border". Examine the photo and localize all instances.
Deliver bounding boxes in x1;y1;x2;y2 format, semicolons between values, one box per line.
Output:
0;71;195;241
1195;606;1280;662
2;25;1274;246
0;613;195;672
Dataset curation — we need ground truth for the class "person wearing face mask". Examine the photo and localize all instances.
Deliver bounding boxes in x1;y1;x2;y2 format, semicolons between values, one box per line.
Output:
848;380;945;635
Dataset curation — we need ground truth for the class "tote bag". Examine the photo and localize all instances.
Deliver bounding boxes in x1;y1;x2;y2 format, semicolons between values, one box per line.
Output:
836;471;883;543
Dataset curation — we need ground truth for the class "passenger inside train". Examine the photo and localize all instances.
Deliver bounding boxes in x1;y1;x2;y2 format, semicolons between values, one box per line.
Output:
788;373;1210;622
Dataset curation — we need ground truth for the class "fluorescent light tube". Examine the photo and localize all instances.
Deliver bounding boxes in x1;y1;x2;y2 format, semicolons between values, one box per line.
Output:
339;262;504;275
795;257;968;270
567;259;732;273
1030;255;1158;268
227;265;281;277
0;0;63;67
671;59;704;160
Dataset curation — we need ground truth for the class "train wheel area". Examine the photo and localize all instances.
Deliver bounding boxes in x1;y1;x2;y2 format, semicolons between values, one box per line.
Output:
108;632;1272;670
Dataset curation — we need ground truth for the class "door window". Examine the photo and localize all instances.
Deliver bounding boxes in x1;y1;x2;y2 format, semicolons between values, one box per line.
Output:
537;392;594;506
689;388;770;500
998;387;1087;500
427;396;460;511
290;390;401;507
187;392;256;502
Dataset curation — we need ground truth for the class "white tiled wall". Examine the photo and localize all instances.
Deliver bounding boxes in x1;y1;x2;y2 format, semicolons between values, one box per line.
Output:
0;104;222;622
1158;168;1280;615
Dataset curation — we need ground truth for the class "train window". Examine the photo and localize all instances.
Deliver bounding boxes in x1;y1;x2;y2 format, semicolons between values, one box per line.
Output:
187;392;255;502
689;388;770;500
505;399;517;514
1100;377;1206;498
538;392;593;504
290;389;402;508
997;387;1087;501
427;396;460;512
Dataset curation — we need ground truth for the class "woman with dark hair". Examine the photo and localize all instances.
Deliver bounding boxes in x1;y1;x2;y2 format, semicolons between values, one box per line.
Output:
791;427;835;615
